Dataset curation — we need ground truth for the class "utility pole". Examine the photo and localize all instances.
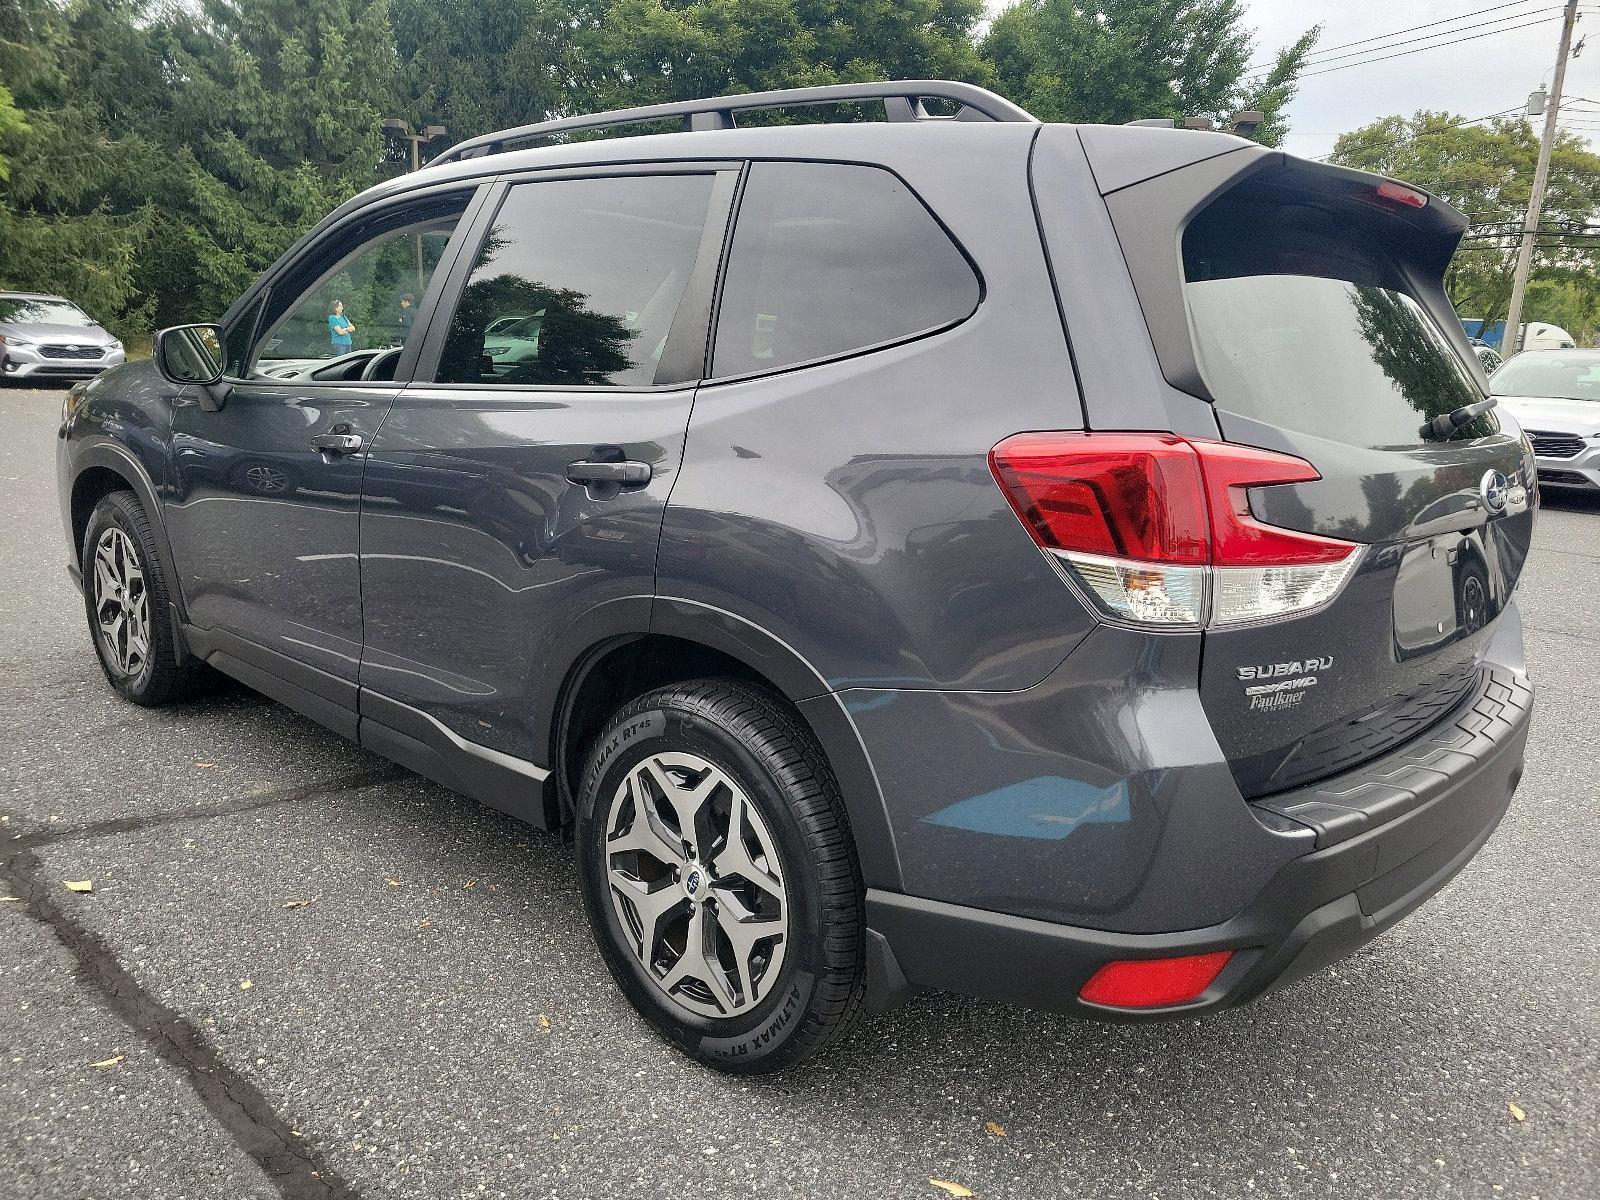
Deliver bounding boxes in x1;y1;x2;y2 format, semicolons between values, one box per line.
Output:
1503;0;1580;355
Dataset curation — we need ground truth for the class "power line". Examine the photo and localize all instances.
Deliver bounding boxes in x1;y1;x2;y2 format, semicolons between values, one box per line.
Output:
1299;15;1565;79
1273;5;1566;76
1242;1;1544;74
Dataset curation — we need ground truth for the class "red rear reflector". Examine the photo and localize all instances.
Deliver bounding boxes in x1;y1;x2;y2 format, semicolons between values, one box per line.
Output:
1375;180;1428;209
1078;950;1234;1009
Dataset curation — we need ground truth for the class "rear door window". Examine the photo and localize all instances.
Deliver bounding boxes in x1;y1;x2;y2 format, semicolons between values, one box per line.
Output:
434;173;716;388
711;161;979;377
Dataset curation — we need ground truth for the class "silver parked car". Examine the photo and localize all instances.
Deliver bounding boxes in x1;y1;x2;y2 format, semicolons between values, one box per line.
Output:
0;292;126;383
1490;349;1600;492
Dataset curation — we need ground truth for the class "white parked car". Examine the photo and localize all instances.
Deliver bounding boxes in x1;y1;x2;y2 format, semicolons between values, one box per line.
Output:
0;292;127;383
1490;349;1600;493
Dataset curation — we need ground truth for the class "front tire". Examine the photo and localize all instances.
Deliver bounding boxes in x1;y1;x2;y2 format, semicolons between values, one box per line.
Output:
575;679;865;1073
81;491;212;706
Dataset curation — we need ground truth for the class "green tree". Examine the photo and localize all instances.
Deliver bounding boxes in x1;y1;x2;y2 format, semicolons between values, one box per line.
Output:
147;0;399;323
0;0;165;332
1329;112;1600;332
980;0;1316;141
391;0;606;144
581;0;989;111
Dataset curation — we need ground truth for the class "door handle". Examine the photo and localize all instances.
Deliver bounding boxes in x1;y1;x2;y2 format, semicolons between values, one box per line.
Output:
312;432;364;455
566;459;651;486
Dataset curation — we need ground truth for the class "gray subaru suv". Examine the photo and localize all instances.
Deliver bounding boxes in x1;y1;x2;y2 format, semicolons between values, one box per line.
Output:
56;82;1536;1073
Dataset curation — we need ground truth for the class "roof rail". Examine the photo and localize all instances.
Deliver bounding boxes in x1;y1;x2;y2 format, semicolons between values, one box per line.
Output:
427;80;1037;166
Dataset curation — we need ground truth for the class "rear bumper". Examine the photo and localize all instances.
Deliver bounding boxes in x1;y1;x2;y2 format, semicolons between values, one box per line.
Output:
866;658;1532;1018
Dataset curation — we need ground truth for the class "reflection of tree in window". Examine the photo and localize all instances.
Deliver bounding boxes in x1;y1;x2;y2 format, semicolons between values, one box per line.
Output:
439;272;636;386
1351;286;1490;438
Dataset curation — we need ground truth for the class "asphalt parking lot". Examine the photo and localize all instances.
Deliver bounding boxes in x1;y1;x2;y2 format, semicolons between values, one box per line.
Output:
2;382;1596;1200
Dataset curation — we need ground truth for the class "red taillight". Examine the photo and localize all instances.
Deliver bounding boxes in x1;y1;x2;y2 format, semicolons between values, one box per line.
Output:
1375;180;1428;209
1078;950;1233;1009
989;432;1361;627
988;432;1208;564
1192;440;1357;566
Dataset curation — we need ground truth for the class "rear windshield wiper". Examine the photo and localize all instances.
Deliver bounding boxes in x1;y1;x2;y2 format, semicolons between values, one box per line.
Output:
1421;397;1496;441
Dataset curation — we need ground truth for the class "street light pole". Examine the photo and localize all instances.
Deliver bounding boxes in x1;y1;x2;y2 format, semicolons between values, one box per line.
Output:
382;119;449;172
382;120;450;290
1503;0;1581;355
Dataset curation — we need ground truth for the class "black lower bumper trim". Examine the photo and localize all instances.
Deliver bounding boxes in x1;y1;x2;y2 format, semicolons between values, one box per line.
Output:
866;671;1529;1019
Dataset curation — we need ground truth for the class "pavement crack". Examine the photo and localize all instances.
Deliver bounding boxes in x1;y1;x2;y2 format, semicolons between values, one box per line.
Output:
0;844;365;1200
8;766;401;850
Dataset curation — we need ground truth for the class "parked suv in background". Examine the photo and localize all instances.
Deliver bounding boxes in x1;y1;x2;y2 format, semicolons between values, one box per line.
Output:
2;292;126;382
57;82;1536;1073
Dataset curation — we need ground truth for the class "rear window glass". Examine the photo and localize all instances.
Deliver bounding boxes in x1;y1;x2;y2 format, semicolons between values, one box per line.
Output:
712;162;979;377
1186;275;1490;449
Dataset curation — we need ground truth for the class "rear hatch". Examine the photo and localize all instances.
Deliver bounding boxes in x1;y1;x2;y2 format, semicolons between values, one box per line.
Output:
1100;144;1535;797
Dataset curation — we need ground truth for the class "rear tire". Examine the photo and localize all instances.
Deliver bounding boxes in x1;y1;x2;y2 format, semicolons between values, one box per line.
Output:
81;491;213;706
575;678;865;1073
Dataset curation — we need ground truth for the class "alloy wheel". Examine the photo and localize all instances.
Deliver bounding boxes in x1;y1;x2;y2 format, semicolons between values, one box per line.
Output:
92;527;150;676
605;750;788;1020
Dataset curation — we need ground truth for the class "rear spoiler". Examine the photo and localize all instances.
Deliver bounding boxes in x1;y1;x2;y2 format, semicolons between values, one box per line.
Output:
1074;124;1470;401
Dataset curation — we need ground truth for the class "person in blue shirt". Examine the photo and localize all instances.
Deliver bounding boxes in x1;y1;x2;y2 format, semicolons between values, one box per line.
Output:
328;301;355;353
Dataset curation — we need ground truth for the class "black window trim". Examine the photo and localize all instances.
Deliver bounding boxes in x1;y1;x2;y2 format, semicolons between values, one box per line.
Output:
409;161;743;394
701;155;986;388
220;180;493;389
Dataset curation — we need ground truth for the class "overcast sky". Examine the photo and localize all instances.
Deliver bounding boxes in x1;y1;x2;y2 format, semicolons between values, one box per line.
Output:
985;1;1597;158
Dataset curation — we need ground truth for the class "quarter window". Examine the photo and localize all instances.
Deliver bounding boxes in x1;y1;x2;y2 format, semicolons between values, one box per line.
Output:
712;162;979;378
434;174;716;388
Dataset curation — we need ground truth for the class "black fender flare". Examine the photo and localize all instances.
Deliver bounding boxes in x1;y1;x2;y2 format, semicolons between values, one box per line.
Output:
70;438;192;626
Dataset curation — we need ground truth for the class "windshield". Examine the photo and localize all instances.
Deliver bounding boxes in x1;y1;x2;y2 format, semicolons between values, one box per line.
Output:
1489;353;1600;402
0;297;93;326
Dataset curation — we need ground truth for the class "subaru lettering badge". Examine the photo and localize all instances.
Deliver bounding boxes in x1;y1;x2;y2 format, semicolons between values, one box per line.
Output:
1480;469;1509;514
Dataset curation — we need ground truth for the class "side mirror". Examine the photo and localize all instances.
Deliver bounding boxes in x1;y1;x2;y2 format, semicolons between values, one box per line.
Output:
154;323;229;411
155;323;225;387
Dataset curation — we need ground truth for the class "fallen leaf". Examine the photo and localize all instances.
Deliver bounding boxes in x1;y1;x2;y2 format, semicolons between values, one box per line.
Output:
239;980;253;991
282;899;314;910
64;880;94;894
385;879;402;887
195;762;215;769
417;918;432;929
984;1120;1006;1138
90;1054;124;1068
462;880;477;889
929;1181;974;1198
537;1014;551;1031
1508;1102;1526;1122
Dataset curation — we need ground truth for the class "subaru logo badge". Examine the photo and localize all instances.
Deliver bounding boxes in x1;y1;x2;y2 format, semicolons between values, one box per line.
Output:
1479;469;1509;514
685;869;702;896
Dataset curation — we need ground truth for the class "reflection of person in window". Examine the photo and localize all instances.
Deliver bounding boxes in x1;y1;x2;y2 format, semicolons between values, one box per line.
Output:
328;301;355;353
398;293;416;340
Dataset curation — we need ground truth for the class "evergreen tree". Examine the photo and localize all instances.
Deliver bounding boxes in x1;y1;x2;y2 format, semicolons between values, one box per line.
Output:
148;0;399;322
0;0;165;331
